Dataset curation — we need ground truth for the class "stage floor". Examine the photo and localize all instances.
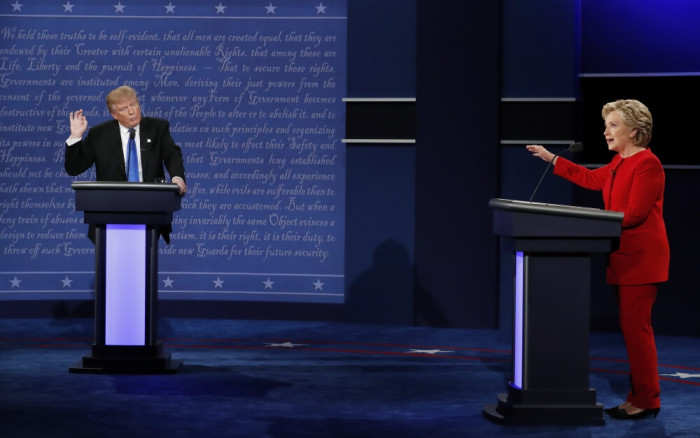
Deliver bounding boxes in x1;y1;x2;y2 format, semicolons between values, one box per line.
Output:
1;318;698;437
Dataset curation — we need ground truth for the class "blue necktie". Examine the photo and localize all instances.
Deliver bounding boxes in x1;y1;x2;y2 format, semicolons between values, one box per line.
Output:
126;128;139;182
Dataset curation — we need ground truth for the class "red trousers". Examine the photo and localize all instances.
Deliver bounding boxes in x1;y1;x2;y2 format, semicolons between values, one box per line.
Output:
617;284;660;409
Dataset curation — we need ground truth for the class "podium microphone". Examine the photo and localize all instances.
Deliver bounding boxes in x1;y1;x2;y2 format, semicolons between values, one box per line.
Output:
528;142;583;202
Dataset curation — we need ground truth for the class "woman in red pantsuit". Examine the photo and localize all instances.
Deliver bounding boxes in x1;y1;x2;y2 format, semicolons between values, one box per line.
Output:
527;99;670;420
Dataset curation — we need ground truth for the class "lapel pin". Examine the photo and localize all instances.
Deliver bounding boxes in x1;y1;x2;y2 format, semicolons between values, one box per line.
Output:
147;139;151;143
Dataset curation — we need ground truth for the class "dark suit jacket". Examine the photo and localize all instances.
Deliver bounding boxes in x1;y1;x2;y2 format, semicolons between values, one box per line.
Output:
65;117;186;243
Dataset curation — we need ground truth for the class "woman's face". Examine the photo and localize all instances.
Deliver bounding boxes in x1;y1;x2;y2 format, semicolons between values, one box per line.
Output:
604;110;636;153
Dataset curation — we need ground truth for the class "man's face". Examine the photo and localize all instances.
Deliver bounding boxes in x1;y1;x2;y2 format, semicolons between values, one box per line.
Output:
110;96;141;129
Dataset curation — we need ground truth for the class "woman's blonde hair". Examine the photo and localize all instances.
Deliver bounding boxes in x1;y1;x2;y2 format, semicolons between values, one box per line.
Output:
602;99;653;147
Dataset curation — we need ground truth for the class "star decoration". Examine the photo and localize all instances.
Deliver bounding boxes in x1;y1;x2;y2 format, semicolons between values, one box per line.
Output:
407;349;454;355
661;372;700;379
213;277;224;288
60;276;73;288
262;278;274;290
265;342;307;348
11;1;23;12
63;1;75;12
113;2;125;13
164;2;176;14
315;2;326;14
265;2;276;15
214;2;226;14
162;276;174;288
312;279;324;290
10;276;22;288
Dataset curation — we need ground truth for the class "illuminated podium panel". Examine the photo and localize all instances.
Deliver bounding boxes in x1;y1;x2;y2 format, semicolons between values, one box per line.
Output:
484;198;623;425
69;182;182;374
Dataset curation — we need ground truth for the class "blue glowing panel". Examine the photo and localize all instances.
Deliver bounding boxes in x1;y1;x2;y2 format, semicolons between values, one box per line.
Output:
105;224;146;346
513;251;524;389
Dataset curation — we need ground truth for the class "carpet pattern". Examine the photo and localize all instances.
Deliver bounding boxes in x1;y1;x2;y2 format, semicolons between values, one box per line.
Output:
1;318;699;437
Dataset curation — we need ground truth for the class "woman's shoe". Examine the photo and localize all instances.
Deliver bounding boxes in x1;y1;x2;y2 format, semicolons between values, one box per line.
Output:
604;402;630;416
604;406;624;416
608;407;660;420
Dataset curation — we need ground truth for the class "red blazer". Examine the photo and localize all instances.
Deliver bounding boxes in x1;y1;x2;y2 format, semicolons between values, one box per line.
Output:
554;148;669;285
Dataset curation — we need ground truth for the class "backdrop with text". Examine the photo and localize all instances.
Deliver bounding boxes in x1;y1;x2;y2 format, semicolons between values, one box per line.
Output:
0;0;347;303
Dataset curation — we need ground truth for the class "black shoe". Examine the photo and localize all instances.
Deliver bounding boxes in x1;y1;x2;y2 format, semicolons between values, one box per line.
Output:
608;407;660;420
604;406;624;416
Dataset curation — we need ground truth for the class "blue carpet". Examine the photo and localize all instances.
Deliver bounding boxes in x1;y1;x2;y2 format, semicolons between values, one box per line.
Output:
1;318;699;437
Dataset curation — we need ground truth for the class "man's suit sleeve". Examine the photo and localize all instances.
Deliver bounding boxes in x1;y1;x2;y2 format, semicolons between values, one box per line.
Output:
160;120;186;182
64;138;95;176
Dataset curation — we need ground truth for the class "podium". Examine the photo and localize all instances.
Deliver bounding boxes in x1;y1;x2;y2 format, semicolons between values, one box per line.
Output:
483;198;623;425
69;182;183;374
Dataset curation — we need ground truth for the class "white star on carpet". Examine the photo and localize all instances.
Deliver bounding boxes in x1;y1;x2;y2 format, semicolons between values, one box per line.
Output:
315;2;326;14
312;279;324;290
63;1;75;12
60;277;73;288
661;372;700;379
162;276;174;288
265;342;307;348
263;278;274;290
11;1;23;12
214;2;226;14
407;349;454;355
265;2;276;15
113;2;125;13
213;277;224;288
10;276;22;288
164;2;176;14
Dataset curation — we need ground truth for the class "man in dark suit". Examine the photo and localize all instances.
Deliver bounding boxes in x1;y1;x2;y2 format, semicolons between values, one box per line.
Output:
65;85;187;242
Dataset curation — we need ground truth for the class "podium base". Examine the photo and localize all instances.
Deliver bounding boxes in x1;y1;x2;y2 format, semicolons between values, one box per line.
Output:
483;393;605;425
69;342;182;374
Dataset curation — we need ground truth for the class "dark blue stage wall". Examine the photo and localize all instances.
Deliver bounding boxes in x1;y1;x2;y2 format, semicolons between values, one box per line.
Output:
0;1;347;304
579;0;700;167
581;0;700;75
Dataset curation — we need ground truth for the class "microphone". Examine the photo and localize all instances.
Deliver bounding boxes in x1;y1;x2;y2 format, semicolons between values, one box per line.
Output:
129;129;136;140
568;142;583;153
528;142;583;202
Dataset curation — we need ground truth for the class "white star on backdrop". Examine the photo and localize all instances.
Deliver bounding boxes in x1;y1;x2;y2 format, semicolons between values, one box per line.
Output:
315;2;326;14
162;276;174;288
11;1;23;12
113;2;125;13
214;2;226;14
164;2;176;14
265;342;307;348
63;1;75;12
265;2;276;15
313;279;324;290
10;276;21;288
263;278;274;290
407;349;454;355
61;277;73;288
213;277;224;288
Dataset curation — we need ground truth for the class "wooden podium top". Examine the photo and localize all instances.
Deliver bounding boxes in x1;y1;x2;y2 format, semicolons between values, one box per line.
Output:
72;181;180;192
489;198;622;251
71;181;182;224
489;198;623;222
